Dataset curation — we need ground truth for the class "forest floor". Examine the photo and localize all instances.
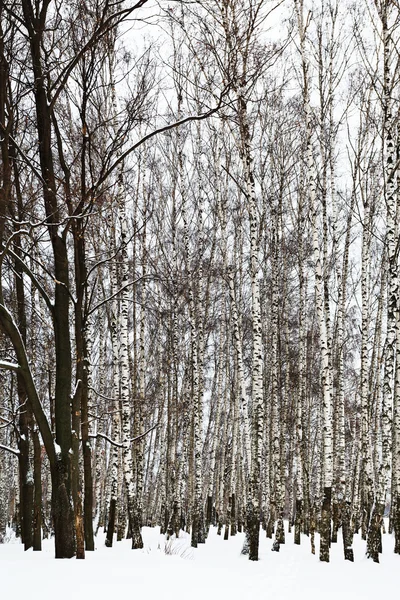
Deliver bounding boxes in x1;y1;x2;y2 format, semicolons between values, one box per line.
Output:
0;522;397;600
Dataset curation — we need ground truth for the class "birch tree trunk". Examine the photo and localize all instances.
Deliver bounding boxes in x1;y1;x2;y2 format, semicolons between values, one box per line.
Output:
360;192;375;543
105;244;122;548
177;123;205;547
295;0;334;562
238;89;263;561
367;1;395;562
295;178;307;545
107;33;143;549
335;175;356;562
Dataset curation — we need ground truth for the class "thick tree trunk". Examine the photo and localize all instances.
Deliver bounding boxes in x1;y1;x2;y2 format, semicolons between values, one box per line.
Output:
32;427;42;551
105;498;117;548
394;496;400;554
341;500;354;562
52;457;75;559
294;498;302;545
82;377;94;551
320;487;332;562
71;384;85;559
17;380;34;552
73;219;94;553
367;503;385;563
20;0;76;557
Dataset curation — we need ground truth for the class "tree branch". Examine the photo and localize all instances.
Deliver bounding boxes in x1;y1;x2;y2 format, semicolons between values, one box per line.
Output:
91;84;231;193
0;443;20;457
0;303;55;466
6;247;54;315
88;422;158;448
88;274;157;316
49;0;151;111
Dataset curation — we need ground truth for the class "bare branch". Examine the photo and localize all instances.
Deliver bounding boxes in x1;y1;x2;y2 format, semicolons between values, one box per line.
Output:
91;84;231;193
88;422;159;448
0;443;20;457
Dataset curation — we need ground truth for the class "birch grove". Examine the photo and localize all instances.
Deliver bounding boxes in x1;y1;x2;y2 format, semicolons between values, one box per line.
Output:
1;0;400;567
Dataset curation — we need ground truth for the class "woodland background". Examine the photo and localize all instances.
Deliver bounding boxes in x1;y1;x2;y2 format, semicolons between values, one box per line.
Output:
0;0;399;565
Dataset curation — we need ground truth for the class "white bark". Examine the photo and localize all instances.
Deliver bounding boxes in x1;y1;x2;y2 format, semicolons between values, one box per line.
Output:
108;40;142;549
295;0;333;561
228;266;251;476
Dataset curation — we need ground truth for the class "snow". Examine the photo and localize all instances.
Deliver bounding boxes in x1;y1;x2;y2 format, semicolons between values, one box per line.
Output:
0;524;397;600
0;360;19;370
26;469;34;485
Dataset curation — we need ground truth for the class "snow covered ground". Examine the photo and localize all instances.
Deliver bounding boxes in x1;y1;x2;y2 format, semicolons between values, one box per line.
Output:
1;524;398;600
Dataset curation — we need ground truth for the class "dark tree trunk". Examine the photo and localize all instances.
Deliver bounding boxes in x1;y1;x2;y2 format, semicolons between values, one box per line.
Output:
52;458;76;559
12;183;34;552
361;492;373;541
191;501;199;547
160;505;168;535
17;376;34;552
21;0;76;558
310;503;316;555
82;381;94;551
18;444;34;551
341;501;354;561
32;427;42;551
217;513;223;536
231;493;237;536
276;513;285;544
266;513;274;539
294;498;302;545
331;501;339;543
247;499;259;561
205;494;213;532
167;500;180;539
130;495;143;549
105;499;117;548
71;380;85;559
320;486;332;562
302;490;310;536
367;502;384;563
393;496;400;554
198;504;205;543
